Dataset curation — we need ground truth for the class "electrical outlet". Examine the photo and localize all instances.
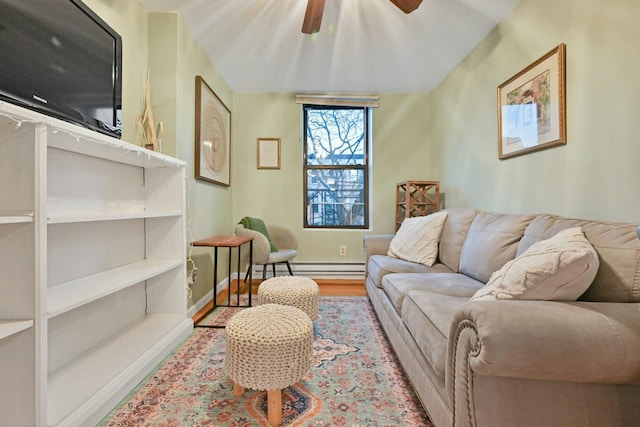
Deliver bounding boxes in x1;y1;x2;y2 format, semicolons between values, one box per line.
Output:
339;245;347;256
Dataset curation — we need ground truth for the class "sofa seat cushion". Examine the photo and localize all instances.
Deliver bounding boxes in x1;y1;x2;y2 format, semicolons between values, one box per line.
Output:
401;291;469;379
382;272;484;313
367;255;453;288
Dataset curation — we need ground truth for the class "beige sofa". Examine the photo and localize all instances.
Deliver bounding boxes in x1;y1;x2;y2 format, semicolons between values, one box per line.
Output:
364;208;640;427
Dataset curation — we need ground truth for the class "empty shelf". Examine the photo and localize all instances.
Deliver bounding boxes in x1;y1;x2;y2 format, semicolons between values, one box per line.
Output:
47;259;183;318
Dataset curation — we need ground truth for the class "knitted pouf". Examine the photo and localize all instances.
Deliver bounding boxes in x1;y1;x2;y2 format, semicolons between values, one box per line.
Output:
225;304;313;390
225;304;313;425
257;276;320;321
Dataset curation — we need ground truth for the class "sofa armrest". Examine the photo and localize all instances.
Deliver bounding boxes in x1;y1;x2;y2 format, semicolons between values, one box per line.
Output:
448;300;640;387
363;235;393;257
363;235;394;276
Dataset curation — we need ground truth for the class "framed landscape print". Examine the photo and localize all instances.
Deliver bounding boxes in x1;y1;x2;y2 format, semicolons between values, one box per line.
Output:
195;75;231;185
498;44;566;160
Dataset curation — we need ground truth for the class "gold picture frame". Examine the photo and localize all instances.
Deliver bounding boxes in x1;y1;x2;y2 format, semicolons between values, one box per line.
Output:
498;44;566;160
195;75;231;186
257;137;281;170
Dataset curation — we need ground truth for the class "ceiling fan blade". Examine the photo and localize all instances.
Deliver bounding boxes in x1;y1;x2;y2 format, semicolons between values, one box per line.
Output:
389;0;423;13
302;0;326;34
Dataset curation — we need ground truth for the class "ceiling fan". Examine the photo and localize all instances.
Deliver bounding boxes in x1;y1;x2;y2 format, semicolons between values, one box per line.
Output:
302;0;423;34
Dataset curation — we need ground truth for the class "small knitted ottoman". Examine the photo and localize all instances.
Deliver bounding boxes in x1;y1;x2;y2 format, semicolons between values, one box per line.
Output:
225;304;313;426
257;276;320;321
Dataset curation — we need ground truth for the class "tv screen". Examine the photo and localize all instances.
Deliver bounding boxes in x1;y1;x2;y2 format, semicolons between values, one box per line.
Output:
0;0;122;138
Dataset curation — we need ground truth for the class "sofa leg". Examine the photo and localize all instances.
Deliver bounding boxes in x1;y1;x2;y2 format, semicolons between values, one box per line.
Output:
262;265;267;281
286;261;293;275
272;263;276;277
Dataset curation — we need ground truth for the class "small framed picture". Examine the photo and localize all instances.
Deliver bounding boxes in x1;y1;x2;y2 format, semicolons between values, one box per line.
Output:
498;44;566;160
257;138;281;169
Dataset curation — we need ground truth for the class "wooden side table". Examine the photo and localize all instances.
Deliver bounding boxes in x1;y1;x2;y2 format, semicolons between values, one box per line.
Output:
191;235;253;327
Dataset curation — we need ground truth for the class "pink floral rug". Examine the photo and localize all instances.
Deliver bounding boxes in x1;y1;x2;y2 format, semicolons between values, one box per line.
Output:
99;297;433;426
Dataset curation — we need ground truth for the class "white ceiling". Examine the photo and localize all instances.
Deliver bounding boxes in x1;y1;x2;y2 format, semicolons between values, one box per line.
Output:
138;0;520;94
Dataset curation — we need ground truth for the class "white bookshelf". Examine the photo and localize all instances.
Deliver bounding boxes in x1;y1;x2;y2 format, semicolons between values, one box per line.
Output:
47;258;184;318
48;315;191;427
0;320;34;340
0;101;193;427
47;210;182;224
0;211;34;224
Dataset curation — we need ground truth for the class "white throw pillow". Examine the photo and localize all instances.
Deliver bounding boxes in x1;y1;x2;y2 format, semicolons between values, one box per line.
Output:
471;227;599;301
387;211;448;266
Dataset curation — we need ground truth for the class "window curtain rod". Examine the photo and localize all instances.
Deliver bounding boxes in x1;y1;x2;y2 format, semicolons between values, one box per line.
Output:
295;94;379;108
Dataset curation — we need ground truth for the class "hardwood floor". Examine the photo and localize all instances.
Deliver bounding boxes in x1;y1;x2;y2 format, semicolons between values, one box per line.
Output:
192;278;366;324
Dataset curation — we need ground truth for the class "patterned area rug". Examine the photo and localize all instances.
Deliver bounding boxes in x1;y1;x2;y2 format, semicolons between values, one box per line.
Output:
99;296;433;426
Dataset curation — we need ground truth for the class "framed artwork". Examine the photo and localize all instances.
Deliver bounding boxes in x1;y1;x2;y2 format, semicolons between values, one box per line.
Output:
257;138;281;169
195;75;231;185
498;43;566;160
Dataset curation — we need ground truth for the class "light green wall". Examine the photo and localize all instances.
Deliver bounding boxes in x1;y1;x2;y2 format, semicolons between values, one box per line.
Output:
431;0;640;223
148;14;178;157
232;93;432;262
147;13;234;306
83;0;148;143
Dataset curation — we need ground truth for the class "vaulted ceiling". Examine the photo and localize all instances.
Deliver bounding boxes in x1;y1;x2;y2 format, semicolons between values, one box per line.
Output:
139;0;520;94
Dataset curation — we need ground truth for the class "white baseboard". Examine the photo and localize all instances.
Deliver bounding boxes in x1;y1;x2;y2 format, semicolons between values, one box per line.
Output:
187;275;232;319
188;263;365;316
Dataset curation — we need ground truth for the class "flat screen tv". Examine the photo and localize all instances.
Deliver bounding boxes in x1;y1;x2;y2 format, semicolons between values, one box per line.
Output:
0;0;122;138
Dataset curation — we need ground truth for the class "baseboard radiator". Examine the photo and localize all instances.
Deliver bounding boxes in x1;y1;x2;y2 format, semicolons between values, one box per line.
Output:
255;262;365;279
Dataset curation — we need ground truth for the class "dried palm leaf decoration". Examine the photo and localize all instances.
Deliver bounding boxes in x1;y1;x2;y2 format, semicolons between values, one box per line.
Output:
137;69;158;151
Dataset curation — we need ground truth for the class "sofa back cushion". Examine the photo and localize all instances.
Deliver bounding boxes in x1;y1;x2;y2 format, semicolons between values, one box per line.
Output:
438;208;478;272
520;215;640;302
459;212;534;283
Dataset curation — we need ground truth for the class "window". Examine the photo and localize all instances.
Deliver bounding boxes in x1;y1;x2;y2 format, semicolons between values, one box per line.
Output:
303;105;369;229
